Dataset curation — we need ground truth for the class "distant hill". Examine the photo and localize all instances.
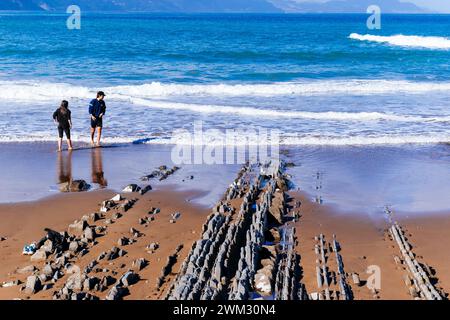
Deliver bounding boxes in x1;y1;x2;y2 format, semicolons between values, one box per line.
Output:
0;0;427;13
268;0;426;13
0;0;282;12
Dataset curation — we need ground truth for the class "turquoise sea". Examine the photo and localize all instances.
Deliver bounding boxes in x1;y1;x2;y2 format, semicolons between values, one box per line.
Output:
0;13;449;145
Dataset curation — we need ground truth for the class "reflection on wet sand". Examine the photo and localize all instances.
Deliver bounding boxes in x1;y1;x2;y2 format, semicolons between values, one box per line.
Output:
91;147;107;187
57;150;72;184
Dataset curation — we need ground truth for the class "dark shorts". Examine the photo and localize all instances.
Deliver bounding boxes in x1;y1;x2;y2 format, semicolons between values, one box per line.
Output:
58;126;71;139
91;117;103;128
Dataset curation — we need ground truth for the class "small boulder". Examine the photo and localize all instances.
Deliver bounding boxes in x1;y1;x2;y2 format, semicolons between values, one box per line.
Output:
106;285;128;300
120;271;139;287
59;180;90;192
111;194;123;202
139;185;152;195
83;227;96;242
68;220;88;237
17;265;36;274
69;241;79;253
122;184;141;193
132;258;148;271
25;275;42;294
30;249;47;262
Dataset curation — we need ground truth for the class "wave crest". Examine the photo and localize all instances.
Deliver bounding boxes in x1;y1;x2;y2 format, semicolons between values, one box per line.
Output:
349;33;450;50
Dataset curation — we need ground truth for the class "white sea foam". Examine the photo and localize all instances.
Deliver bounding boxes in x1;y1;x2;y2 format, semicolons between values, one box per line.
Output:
1;133;448;146
131;98;450;123
2;79;450;102
349;33;450;50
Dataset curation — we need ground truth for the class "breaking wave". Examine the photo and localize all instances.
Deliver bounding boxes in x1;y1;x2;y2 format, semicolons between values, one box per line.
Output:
349;33;450;50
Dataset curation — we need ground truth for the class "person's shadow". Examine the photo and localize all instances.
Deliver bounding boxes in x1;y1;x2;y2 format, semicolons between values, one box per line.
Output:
57;150;73;184
91;147;108;187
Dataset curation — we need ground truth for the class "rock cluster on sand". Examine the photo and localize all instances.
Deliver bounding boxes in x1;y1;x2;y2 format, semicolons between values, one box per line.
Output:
389;223;443;300
165;161;308;300
141;165;180;181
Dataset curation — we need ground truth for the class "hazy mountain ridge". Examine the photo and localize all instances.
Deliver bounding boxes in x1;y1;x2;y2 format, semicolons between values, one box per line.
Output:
0;0;282;12
268;0;426;13
0;0;427;13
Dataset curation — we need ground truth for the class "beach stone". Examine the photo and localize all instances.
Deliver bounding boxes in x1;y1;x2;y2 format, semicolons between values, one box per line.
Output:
30;249;47;262
132;258;148;271
147;242;159;252
139;185;152;195
25;275;42;294
120;271;140;287
0;237;6;241
122;184;141;193
59;180;90;192
101;200;117;213
130;228;141;237
352;273;361;286
100;275;116;288
117;237;130;246
42;264;54;278
69;241;79;253
82;212;100;223
171;212;181;221
83;277;99;291
138;218;147;225
17;265;36;274
65;273;85;291
111;194;123;202
112;212;122;220
68;220;88;236
106;285;128;300
83;227;96;242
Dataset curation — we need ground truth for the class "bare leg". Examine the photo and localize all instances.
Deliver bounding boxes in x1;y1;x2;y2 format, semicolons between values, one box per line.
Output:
57;138;62;152
67;139;73;150
90;127;95;146
96;127;102;146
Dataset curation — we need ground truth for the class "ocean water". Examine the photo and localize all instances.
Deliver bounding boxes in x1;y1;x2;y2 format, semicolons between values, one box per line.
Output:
0;13;450;145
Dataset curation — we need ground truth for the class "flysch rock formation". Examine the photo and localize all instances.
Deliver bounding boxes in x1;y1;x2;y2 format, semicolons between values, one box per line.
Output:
165;161;307;300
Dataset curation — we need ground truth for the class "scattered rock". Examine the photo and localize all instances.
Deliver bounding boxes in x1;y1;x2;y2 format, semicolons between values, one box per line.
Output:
117;237;132;246
100;200;117;213
42;264;54;278
139;185;152;195
132;258;148;271
130;228;141;238
122;184;141;193
120;271;140;287
147;242;159;252
106;285;128;300
1;280;21;288
59;180;90;192
17;265;36;274
25;275;42;294
111;194;123;202
83;277;100;291
112;212;122;220
352;273;361;286
30;249;47;262
68;220;88;237
69;241;79;253
171;212;181;221
83;227;96;242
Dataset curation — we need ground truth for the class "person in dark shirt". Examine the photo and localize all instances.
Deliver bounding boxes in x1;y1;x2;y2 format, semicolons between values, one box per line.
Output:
53;100;73;152
89;91;107;147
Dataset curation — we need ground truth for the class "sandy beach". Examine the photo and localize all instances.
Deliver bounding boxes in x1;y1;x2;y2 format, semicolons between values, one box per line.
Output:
0;142;449;300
